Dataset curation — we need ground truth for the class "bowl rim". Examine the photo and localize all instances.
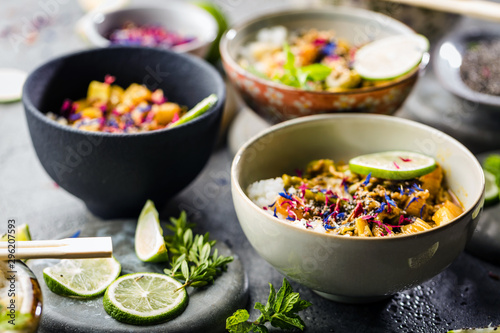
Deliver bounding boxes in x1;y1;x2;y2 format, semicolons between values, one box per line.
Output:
231;113;485;242
433;29;500;108
220;6;426;96
22;46;225;138
82;3;218;54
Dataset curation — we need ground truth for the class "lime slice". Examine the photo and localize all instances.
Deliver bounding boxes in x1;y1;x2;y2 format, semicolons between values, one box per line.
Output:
170;94;218;128
194;1;229;63
43;257;121;298
448;326;500;332
0;68;28;103
483;170;499;206
103;272;188;325
135;200;168;263
0;223;31;242
354;35;429;80
349;151;437;180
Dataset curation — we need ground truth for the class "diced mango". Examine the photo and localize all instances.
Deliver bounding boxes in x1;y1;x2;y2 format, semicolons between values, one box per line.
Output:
355;218;367;237
87;81;111;102
432;200;463;226
80;107;103;119
400;218;432;235
419;165;443;199
153;102;181;125
122;83;151;105
109;85;124;106
405;191;430;217
72;99;89;113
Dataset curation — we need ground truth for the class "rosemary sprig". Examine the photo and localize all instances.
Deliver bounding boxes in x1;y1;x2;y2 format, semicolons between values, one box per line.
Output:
163;212;233;291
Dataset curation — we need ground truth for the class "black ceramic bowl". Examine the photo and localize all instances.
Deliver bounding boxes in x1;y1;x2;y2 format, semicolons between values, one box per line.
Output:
23;47;225;218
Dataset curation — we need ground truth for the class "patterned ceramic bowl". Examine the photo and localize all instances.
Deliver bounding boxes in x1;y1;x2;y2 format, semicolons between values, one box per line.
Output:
220;7;427;123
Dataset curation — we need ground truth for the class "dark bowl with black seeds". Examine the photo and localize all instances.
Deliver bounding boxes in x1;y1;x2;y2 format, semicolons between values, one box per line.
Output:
434;30;500;110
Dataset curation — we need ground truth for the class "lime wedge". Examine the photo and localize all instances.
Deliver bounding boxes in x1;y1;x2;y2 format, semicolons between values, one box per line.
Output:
135;200;168;263
43;257;121;298
354;35;429;80
0;68;28;103
194;1;229;63
103;272;188;325
483;170;499;206
349;151;437;180
170;94;218;128
0;223;31;242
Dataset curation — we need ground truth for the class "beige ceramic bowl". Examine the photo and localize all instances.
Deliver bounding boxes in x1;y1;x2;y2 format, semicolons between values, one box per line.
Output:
231;114;484;303
221;8;427;123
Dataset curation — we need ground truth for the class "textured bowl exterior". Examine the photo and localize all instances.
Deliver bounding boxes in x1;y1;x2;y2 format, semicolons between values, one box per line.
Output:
231;114;484;302
23;47;225;218
220;8;423;124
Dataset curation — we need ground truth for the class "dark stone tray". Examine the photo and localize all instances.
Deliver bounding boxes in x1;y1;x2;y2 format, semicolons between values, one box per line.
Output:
28;219;248;333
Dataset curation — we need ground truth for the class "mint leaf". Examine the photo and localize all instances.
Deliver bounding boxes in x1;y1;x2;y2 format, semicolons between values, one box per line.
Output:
251;324;269;333
291;299;313;313
226;278;311;332
270;313;306;331
273;278;293;313
226;309;252;333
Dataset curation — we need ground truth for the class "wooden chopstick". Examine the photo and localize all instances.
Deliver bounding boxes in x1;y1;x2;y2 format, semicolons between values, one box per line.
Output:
381;0;500;22
0;237;113;260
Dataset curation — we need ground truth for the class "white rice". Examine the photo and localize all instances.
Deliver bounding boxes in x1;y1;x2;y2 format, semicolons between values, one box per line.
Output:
247;177;331;234
247;177;284;209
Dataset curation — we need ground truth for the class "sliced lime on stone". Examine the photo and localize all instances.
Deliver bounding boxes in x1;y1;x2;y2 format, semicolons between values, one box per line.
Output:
103;272;188;325
1;223;31;242
354;34;429;81
349;151;437;180
0;68;28;103
135;200;168;263
170;94;218;128
483;170;499;206
43;257;121;298
448;326;500;333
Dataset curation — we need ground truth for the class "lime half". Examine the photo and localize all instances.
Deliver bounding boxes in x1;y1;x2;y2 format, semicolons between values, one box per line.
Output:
43;257;121;298
1;223;31;242
354;35;429;80
135;200;168;263
170;94;218;128
483;170;499;206
349;151;437;180
103;272;188;325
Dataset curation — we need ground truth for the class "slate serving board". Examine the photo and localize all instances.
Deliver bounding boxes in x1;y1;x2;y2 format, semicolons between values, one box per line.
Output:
28;220;248;333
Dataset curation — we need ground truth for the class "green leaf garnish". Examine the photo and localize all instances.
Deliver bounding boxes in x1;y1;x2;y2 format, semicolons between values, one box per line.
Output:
226;278;312;333
269;43;332;89
163;211;233;290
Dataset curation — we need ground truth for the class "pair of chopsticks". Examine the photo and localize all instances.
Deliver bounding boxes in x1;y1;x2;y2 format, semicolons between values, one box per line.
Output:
382;0;500;22
0;237;113;260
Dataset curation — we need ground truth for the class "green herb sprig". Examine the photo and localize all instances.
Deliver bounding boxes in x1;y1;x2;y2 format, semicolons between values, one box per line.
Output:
163;212;233;291
273;43;332;89
226;278;312;333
